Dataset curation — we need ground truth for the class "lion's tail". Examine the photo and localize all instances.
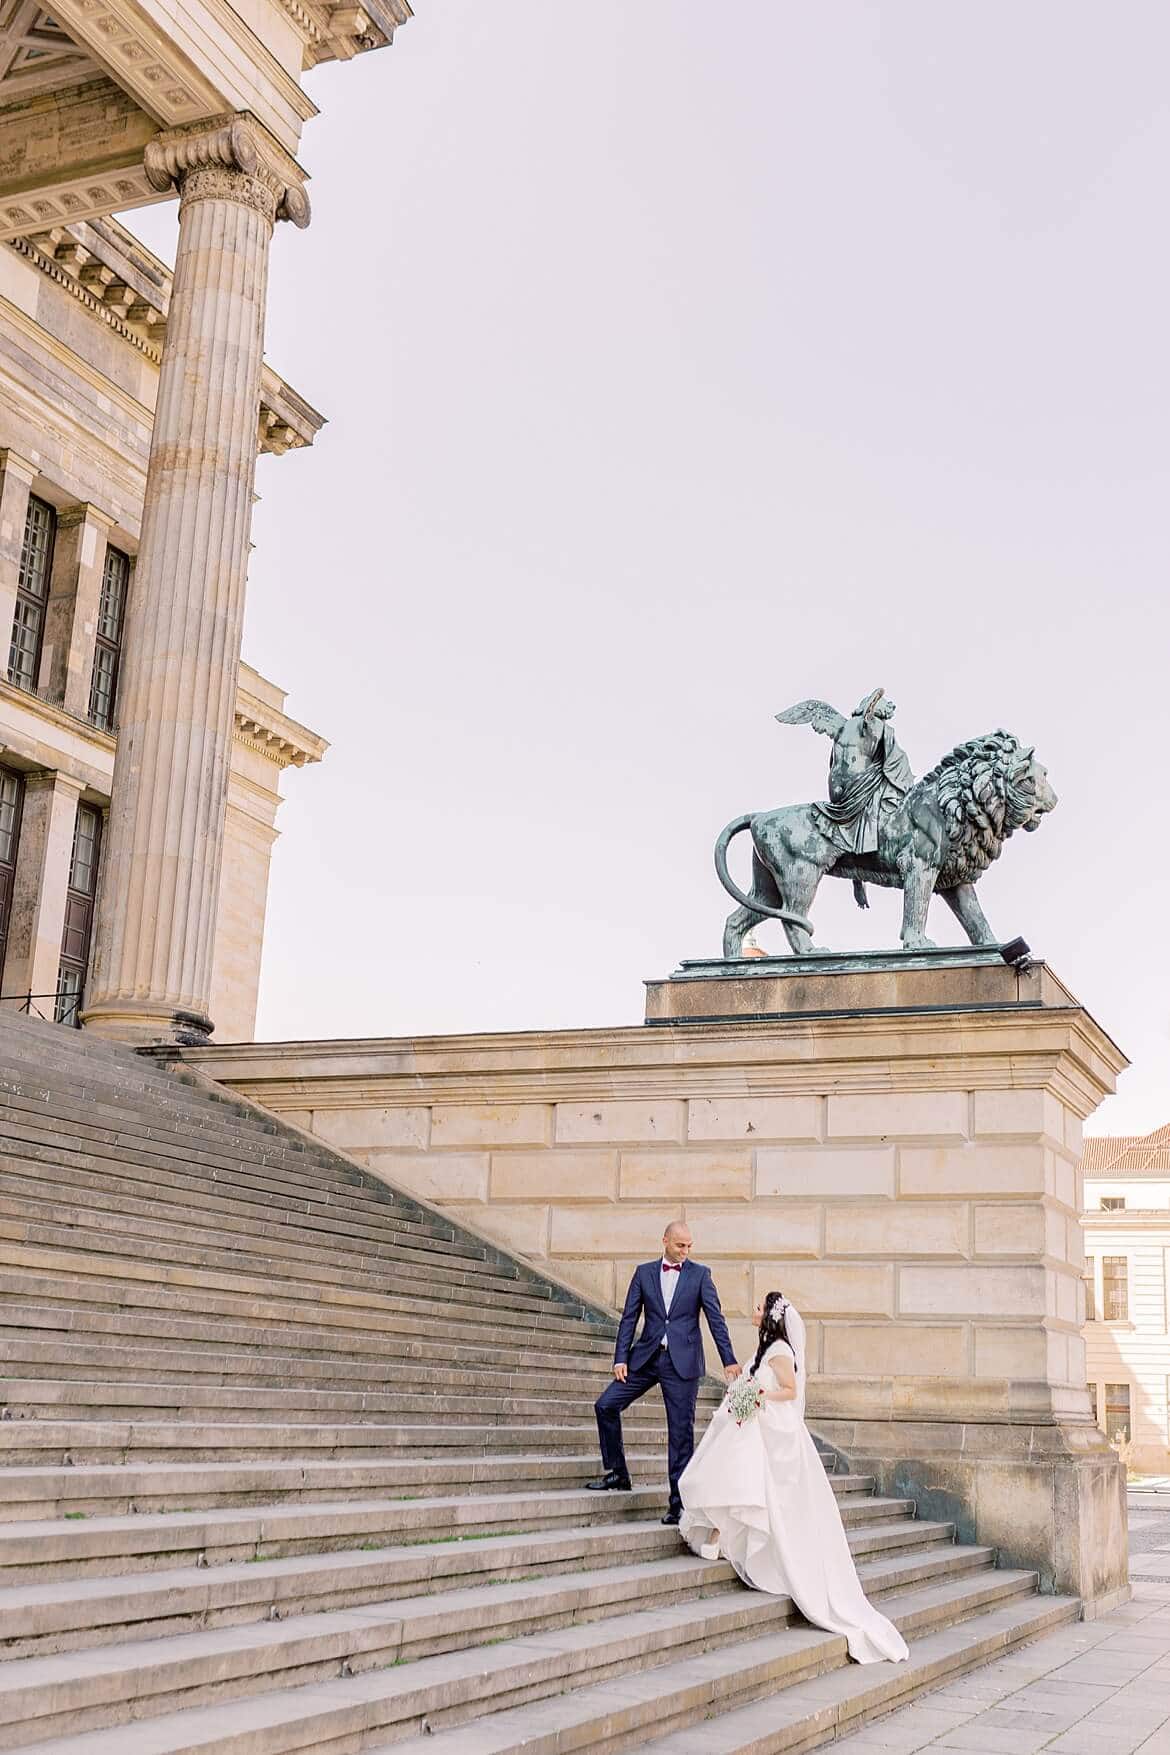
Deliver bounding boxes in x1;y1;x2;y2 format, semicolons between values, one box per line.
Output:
713;815;815;933
853;879;869;911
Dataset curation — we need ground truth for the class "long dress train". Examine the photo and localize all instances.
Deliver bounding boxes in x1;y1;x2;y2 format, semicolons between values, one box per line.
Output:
678;1326;908;1665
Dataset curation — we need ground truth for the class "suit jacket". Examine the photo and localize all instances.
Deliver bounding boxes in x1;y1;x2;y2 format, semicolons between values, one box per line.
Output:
614;1259;736;1381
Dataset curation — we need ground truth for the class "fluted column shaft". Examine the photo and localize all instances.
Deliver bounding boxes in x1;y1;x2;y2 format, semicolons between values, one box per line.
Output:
83;117;309;1044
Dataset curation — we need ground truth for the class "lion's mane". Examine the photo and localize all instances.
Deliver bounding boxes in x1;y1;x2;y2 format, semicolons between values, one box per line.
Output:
920;730;1037;888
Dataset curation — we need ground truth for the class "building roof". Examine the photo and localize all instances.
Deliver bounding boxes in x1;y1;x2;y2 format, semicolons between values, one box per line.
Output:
1083;1122;1170;1178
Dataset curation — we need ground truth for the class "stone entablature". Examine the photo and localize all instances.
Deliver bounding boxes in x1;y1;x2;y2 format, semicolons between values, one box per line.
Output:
4;217;324;453
0;0;412;239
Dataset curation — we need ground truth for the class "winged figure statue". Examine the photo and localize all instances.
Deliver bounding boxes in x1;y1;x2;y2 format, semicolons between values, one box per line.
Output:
775;687;914;858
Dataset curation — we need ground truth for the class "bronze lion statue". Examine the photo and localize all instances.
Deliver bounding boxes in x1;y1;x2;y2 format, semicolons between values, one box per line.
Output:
715;730;1057;957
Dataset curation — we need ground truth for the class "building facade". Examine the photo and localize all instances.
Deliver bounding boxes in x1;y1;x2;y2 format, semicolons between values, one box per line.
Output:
0;0;410;1045
0;215;326;1041
1083;1122;1170;1473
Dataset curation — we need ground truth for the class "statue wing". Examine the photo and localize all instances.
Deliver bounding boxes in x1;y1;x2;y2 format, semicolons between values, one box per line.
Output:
775;700;846;739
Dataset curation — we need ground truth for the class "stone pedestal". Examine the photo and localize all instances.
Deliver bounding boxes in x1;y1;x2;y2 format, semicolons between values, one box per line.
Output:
83;117;309;1045
189;950;1130;1611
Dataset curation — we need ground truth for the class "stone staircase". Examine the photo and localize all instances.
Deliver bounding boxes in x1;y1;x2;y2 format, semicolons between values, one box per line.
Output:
0;1010;1077;1752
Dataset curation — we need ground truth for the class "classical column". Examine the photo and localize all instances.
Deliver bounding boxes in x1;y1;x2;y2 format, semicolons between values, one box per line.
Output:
0;450;36;674
1;770;85;1010
82;116;309;1044
39;503;115;716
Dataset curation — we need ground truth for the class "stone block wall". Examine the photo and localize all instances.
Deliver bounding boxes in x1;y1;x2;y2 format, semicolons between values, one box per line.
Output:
268;1074;1087;1419
188;964;1129;1609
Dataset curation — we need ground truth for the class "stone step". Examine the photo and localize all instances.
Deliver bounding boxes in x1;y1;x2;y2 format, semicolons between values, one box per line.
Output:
0;1098;445;1223
0;1376;684;1426
0;1245;619;1357
388;1580;1079;1755
0;1155;514;1286
0;1300;618;1379
0;1145;503;1266
0;1533;1002;1748
12;1565;1044;1755
0;1417;672;1466
0;1337;721;1407
0;1519;687;1654
0;1554;743;1743
0;1451;790;1519
0;1489;925;1587
0;1096;478;1255
0;1191;590;1319
0;1513;969;1662
0;1070;328;1163
0;1129;490;1268
0;1063;601;1320
0;1015;238;1093
0;1110;529;1277
0;1030;306;1130
0;1077;372;1181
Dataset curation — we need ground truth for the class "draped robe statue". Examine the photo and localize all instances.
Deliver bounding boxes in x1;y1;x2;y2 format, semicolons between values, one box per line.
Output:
776;688;914;857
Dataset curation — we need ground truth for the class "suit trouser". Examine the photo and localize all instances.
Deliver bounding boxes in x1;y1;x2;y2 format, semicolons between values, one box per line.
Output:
594;1349;700;1512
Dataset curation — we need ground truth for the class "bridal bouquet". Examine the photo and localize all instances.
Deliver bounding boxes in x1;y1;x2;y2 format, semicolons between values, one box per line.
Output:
724;1373;765;1427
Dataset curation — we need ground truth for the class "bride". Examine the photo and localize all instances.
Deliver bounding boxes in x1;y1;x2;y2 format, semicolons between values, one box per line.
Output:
679;1289;908;1665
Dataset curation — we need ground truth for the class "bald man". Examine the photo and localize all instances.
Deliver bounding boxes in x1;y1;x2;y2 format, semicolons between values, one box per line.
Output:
588;1221;740;1524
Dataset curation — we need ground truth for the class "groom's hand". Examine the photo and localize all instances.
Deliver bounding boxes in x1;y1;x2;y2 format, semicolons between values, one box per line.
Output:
724;1363;742;1382
613;1363;628;1382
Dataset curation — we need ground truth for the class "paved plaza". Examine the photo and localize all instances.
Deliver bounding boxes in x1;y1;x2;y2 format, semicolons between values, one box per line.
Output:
831;1491;1170;1755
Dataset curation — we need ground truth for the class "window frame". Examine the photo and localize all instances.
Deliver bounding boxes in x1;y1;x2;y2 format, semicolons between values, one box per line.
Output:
55;801;102;1027
1103;1381;1131;1444
1101;1254;1130;1324
8;495;56;692
0;766;25;986
88;545;131;731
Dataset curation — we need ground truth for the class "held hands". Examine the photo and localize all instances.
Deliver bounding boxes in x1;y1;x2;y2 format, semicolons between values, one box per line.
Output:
724;1363;742;1382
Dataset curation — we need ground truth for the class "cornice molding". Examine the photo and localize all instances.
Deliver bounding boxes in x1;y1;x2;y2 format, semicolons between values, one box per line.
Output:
5;220;325;452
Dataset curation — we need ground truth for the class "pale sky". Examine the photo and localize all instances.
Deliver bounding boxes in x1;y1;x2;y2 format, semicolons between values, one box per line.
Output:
126;3;1169;1136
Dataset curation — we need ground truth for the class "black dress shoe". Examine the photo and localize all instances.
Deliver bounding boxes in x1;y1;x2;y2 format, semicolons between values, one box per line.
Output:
661;1507;681;1526
585;1470;632;1492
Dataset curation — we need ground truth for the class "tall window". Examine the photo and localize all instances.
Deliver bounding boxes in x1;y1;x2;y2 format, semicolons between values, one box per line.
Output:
1100;1196;1126;1211
7;496;55;691
1102;1255;1129;1323
1090;1383;1100;1425
0;767;23;984
1104;1382;1131;1443
55;803;101;1025
88;547;130;731
1083;1268;1096;1323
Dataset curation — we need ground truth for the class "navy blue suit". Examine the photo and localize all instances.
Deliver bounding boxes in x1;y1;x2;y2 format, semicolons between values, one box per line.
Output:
595;1258;737;1514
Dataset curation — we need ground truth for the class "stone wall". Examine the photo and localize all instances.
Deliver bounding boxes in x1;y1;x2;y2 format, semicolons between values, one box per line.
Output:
189;957;1129;1608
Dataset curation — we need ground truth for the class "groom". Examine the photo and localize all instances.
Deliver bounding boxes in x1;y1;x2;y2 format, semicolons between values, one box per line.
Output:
588;1220;740;1524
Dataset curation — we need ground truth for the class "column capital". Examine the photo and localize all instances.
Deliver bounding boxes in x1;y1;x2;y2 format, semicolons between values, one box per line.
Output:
144;115;310;230
21;768;86;799
55;502;117;534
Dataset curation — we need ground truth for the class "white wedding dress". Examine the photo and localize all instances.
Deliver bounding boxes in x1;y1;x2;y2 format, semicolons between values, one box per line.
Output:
678;1313;908;1665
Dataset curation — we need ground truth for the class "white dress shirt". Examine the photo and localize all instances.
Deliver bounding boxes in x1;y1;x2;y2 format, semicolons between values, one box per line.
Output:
660;1260;681;1344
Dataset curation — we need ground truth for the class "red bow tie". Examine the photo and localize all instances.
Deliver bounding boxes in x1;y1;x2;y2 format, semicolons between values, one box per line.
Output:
662;1262;682;1272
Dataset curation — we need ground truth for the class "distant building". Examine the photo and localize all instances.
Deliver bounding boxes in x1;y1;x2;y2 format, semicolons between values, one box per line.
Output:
1082;1123;1170;1472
